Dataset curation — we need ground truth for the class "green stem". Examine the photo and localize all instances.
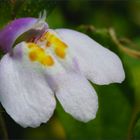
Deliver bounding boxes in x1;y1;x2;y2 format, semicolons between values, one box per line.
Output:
109;28;140;59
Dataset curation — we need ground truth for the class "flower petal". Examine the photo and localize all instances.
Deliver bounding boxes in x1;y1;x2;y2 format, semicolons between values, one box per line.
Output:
55;73;98;122
55;29;125;85
0;43;56;128
0;18;48;53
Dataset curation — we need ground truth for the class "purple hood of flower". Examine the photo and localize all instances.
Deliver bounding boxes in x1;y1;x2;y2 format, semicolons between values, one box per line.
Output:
0;18;47;53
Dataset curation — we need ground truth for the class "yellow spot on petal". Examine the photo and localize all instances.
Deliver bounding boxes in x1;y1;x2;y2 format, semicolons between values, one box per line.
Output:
36;47;44;53
55;47;66;58
55;41;68;49
40;56;54;66
38;53;45;61
38;31;68;60
48;35;55;43
29;50;37;61
46;41;51;48
27;42;38;48
45;32;50;38
27;42;54;66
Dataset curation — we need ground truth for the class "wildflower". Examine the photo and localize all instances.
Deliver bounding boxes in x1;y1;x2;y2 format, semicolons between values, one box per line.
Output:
0;15;125;128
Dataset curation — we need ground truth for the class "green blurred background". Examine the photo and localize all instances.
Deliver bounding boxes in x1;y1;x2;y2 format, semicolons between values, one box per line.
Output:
0;0;140;140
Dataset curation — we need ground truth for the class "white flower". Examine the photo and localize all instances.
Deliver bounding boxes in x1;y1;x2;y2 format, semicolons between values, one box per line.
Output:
0;16;125;128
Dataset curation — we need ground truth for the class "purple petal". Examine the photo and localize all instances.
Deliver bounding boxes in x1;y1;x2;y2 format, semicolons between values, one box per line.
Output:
0;18;47;53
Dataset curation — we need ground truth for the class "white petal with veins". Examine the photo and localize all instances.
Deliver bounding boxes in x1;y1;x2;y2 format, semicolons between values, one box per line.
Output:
0;42;56;128
55;72;98;122
55;29;125;85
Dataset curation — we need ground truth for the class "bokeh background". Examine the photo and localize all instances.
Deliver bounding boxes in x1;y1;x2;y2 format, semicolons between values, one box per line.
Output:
0;0;140;140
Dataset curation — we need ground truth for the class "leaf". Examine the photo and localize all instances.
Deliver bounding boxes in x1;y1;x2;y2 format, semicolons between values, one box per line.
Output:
0;0;12;28
15;0;57;18
0;0;56;28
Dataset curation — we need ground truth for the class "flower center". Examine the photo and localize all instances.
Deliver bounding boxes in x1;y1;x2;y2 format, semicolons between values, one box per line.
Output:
27;42;54;66
26;31;68;67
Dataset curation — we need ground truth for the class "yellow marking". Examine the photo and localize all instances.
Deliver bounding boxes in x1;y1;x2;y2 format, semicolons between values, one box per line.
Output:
37;52;45;61
27;42;38;48
29;50;37;61
36;47;44;52
55;41;68;49
46;41;51;48
27;42;54;66
55;47;66;58
47;35;54;43
40;56;54;66
39;31;68;59
54;39;68;58
45;32;50;38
